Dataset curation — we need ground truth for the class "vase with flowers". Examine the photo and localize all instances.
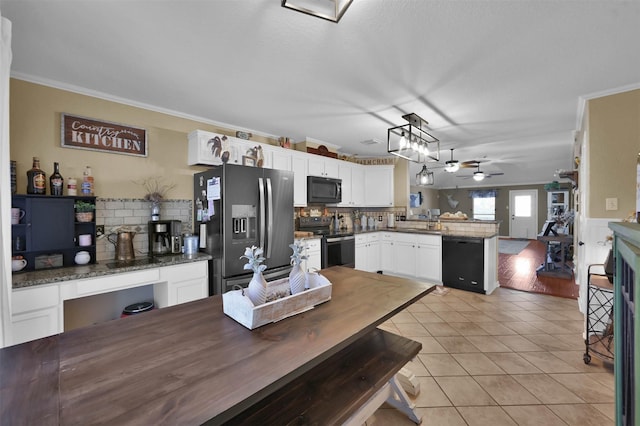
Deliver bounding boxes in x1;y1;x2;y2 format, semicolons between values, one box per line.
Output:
241;245;268;306
137;176;176;221
288;240;308;295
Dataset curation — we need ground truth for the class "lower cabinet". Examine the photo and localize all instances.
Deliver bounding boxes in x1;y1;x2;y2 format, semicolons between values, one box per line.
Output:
11;284;61;346
8;260;209;346
379;233;396;273
358;232;442;283
303;238;322;272
355;233;380;273
156;262;209;307
415;235;442;283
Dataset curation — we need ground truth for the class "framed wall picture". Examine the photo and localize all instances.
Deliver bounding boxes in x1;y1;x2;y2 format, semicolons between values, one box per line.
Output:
242;156;256;167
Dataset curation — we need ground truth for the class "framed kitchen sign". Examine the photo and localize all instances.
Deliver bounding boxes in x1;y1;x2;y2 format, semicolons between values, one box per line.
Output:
61;113;147;157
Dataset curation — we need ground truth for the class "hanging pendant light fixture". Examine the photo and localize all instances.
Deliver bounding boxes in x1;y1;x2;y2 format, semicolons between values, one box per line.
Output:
444;148;460;173
281;0;354;23
416;165;434;186
388;113;440;163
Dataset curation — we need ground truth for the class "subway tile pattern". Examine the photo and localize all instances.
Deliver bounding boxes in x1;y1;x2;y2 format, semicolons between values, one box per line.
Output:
95;198;192;262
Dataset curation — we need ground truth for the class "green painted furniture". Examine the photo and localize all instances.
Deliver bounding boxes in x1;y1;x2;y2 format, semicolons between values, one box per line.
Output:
609;222;639;426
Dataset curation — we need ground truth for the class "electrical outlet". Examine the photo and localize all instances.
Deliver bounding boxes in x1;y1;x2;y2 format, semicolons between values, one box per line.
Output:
96;225;105;237
605;198;618;211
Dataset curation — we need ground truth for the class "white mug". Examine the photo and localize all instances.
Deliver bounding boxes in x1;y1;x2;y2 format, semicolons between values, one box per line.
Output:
11;208;25;225
12;258;27;272
78;234;92;246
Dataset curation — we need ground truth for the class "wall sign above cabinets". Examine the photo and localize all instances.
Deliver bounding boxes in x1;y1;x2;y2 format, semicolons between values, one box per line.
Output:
61;113;147;157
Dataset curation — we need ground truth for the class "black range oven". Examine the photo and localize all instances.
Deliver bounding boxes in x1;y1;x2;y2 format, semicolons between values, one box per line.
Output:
298;216;355;269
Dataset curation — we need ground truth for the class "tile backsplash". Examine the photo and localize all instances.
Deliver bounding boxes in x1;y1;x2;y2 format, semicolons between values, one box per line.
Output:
95;198;192;262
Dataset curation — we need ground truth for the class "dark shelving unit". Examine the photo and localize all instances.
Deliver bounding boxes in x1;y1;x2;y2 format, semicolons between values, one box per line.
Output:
11;194;96;272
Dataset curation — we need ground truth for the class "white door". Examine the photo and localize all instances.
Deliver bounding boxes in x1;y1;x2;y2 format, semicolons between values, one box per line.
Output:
509;190;538;238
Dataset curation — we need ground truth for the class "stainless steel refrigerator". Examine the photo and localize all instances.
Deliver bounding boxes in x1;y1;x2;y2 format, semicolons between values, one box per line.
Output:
194;163;294;295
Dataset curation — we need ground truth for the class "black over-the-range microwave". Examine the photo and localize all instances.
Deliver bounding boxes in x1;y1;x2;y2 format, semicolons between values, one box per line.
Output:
307;176;342;204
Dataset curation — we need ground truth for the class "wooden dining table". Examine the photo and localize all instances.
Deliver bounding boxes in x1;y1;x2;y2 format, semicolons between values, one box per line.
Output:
0;267;433;425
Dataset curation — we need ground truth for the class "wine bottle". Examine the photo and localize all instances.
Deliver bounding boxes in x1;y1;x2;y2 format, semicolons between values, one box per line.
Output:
26;157;46;194
50;162;64;196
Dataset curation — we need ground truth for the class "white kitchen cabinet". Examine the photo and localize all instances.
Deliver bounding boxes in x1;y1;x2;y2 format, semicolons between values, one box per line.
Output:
9;260;210;346
156;261;208;307
270;147;293;171
415;234;442;283
351;165;365;206
355;232;380;273
364;165;394;207
10;284;61;345
291;151;308;207
379;233;395;273
308;156;340;179
338;162;366;207
377;232;442;283
303;237;322;272
393;233;417;278
338;163;353;207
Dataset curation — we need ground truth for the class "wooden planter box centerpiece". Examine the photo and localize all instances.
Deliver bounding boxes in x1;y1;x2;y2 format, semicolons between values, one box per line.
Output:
223;273;332;330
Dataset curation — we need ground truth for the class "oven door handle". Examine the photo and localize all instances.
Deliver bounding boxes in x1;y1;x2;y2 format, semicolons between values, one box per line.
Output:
325;235;355;243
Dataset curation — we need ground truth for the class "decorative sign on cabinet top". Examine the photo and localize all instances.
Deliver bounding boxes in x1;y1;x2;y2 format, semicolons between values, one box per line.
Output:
188;130;266;167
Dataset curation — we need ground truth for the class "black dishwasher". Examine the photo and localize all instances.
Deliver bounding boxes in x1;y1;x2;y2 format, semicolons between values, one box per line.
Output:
442;236;485;294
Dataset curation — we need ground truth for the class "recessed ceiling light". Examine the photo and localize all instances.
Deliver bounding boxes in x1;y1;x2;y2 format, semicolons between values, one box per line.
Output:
360;138;381;145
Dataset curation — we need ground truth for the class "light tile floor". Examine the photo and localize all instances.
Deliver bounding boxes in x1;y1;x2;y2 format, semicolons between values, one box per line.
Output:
367;286;615;426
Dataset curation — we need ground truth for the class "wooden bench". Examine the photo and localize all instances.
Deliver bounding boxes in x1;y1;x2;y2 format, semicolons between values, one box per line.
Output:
224;328;422;425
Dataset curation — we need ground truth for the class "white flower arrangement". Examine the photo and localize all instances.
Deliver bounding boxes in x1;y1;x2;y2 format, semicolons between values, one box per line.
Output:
241;245;267;273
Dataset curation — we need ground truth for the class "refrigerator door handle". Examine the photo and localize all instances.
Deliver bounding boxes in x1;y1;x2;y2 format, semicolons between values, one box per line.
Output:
266;178;274;258
259;177;266;251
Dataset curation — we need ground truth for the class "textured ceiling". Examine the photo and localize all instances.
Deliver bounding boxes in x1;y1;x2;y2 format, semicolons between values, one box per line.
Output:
2;0;640;188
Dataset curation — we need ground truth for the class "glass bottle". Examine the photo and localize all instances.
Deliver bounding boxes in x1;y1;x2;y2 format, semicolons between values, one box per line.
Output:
82;166;94;196
50;162;64;196
26;156;46;194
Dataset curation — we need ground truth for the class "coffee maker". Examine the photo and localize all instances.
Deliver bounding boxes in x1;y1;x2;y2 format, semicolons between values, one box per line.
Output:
148;220;182;256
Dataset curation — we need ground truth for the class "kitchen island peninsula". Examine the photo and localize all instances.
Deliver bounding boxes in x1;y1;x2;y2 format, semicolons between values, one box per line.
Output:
355;218;500;294
1;267;433;425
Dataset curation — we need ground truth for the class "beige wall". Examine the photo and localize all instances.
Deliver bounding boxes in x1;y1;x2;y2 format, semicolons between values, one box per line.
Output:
408;185;438;213
393;158;409;207
9;79;277;200
588;89;640;218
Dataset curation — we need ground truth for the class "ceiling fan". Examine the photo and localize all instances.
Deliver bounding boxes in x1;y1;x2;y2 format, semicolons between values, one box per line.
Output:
459;159;490;169
457;163;504;181
444;148;460;173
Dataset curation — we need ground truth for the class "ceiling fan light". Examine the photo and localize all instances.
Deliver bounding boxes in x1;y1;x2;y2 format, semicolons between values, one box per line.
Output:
445;161;459;173
473;171;485;181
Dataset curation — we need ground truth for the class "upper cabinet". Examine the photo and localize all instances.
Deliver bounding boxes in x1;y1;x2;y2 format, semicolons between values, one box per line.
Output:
188;130;395;207
338;162;365;207
291;151;308;207
307;156;340;179
364;166;394;207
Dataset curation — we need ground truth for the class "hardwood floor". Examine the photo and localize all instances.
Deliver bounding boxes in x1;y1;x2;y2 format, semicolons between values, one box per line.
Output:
498;239;579;299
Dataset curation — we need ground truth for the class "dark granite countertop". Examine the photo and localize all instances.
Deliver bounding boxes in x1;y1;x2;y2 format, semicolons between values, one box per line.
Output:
353;228;499;239
12;253;213;289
